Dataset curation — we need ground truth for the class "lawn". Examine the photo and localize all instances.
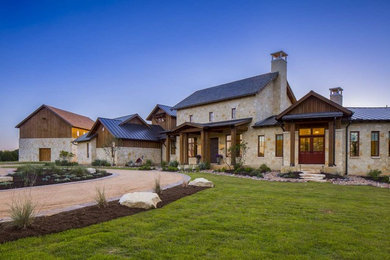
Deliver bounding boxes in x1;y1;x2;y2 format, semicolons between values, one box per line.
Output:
0;172;389;259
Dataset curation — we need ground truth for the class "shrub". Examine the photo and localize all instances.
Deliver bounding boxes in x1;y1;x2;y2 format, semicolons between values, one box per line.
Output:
161;161;168;168
168;160;179;168
92;159;111;167
55;160;78;166
139;165;153;170
153;175;162;195
0;149;18;161
163;166;178;172
258;164;271;173
367;169;382;180
144;160;153;167
9;197;36;229
95;187;108;208
249;169;264;178
198;162;210;171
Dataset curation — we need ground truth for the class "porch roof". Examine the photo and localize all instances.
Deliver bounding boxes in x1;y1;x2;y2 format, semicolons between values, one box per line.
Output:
281;112;344;121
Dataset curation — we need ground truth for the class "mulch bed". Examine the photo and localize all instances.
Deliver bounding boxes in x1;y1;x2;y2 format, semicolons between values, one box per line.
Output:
323;173;346;180
278;172;301;179
0;185;208;244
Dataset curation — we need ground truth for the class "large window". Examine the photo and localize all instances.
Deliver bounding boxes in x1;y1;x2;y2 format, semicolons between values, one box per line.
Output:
350;131;359;157
275;134;283;157
171;140;176;155
371;131;379;157
209;112;214;122
258;135;265;157
231;108;236;119
226;135;231;157
188;137;197;157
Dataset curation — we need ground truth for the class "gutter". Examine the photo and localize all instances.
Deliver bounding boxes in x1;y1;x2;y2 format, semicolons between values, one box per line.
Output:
345;119;351;175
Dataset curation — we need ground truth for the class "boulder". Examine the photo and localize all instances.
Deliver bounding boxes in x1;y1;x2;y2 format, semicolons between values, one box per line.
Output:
189;178;214;187
119;192;161;209
0;176;12;183
87;168;96;174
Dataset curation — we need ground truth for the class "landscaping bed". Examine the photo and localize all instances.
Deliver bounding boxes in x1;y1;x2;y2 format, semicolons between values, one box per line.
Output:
0;165;111;190
0;185;208;244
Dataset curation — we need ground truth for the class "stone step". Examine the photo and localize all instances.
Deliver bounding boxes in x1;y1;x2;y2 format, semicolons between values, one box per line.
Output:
300;173;325;178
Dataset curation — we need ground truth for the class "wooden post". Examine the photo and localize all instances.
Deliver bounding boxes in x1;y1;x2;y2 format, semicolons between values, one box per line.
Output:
179;133;184;164
183;133;189;164
328;121;335;166
231;126;237;166
165;136;170;162
201;130;207;163
290;123;295;166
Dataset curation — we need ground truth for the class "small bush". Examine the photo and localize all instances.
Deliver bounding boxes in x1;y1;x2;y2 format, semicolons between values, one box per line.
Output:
161;161;168;168
198;162;210;171
367;169;382;180
145;160;153;167
154;175;162;195
71;166;88;177
258;164;271;173
95;187;108;208
92;159;111;167
139;165;153;171
249;169;264;178
9;197;36;229
168;160;179;168
55;160;78;166
163;166;178;172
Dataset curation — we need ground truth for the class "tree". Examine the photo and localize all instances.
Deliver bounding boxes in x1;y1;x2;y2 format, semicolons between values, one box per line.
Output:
101;138;123;166
226;142;248;170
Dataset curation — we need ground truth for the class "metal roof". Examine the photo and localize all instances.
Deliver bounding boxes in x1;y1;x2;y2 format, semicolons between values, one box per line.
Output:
282;112;344;121
99;118;164;141
173;72;278;110
348;107;390;121
73;133;97;143
253;116;279;127
157;104;176;117
199;118;252;128
114;114;137;122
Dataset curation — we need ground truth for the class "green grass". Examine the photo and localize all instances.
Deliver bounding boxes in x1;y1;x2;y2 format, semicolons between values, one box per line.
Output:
0;173;389;259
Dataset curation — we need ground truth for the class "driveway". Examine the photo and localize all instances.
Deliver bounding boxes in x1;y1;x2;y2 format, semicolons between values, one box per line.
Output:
0;169;187;220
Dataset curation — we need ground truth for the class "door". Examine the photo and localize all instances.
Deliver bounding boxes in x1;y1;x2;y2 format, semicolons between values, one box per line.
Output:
299;128;325;164
39;148;51;162
210;138;219;163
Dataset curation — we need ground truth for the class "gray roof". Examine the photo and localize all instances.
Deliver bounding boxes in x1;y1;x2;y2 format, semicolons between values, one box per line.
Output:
114;114;137;122
348;107;390;121
173;72;278;110
99;118;164;141
73;133;96;143
282;112;344;121
157;104;176;117
199;118;252;128
253;116;279;127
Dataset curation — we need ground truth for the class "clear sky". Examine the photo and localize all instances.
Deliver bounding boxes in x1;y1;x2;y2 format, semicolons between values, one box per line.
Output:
1;0;389;150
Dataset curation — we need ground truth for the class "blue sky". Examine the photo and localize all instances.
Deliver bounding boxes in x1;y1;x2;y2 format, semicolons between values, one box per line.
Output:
1;0;389;150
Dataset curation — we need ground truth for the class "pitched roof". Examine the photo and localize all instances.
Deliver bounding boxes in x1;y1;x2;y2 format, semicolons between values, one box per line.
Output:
253;115;279;128
281;112;344;120
16;104;94;130
348;107;390;121
73;132;97;143
96;118;164;141
114;114;137;122
146;104;176;121
173;72;279;110
170;118;252;133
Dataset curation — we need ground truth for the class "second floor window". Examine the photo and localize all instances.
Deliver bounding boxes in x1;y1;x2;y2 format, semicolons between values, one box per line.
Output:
209;112;214;122
371;131;379;157
231;108;236;119
189;115;193;122
350;131;359;157
275;134;283;157
258;135;265;157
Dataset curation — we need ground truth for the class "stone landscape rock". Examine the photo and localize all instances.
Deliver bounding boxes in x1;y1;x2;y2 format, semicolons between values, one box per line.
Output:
189;178;214;187
87;168;96;174
119;192;162;209
0;176;12;183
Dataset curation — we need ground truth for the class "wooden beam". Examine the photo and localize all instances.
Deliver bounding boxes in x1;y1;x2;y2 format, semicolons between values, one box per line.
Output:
231;126;237;166
183;133;189;164
328;121;335;166
201;130;207;163
290;123;295;166
165;137;170;162
179;133;184;164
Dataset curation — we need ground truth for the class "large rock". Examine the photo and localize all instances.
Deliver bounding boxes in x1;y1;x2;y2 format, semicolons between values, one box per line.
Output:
0;176;12;183
189;178;214;187
119;192;161;209
87;168;96;174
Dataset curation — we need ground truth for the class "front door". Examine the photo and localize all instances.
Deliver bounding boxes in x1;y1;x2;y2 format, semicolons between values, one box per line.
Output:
39;148;51;162
210;138;219;163
299;128;325;164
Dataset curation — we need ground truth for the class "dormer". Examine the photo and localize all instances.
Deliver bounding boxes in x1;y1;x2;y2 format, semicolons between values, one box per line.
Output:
147;104;177;130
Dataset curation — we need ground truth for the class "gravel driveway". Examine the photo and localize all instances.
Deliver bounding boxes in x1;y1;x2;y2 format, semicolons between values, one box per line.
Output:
0;169;187;220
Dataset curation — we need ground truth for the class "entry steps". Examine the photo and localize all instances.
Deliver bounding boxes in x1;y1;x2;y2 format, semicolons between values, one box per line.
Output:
299;171;326;183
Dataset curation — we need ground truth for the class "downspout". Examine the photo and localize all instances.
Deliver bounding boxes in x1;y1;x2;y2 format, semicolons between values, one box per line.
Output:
345;119;351;175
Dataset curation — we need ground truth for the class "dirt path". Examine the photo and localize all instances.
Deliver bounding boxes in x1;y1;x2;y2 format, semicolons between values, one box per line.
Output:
0;169;187;220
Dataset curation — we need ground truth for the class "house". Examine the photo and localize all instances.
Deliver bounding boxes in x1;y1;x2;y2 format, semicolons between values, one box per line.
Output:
169;51;390;175
73;105;177;165
16;105;94;162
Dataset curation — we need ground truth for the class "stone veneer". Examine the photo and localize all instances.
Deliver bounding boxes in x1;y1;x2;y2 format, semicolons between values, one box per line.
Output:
19;138;76;162
95;147;161;166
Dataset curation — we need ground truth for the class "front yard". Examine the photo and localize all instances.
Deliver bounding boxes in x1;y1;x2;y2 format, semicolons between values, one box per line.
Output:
0;172;389;259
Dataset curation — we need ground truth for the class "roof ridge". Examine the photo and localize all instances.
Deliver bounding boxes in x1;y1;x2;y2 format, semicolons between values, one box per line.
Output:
348;106;389;109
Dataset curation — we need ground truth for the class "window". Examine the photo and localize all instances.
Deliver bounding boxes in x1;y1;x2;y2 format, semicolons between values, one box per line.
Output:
188;137;197;157
171;140;176;155
275;134;283;157
258;135;265;157
226;135;231;156
231;108;236;119
209;112;214;122
189;115;193;122
350;131;359;157
371;131;379;157
87;143;90;158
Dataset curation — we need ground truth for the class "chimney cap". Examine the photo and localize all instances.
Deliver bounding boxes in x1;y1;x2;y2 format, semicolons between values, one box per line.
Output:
329;87;343;94
271;50;288;59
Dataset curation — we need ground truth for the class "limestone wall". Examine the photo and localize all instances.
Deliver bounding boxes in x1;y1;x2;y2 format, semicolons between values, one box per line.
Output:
76;139;96;165
19;138;75;162
95;147;161;166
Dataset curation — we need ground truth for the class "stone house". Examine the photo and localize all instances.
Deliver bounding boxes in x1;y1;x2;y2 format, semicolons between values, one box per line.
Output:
16;105;94;162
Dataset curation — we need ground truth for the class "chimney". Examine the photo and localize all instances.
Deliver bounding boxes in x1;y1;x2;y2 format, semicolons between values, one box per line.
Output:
271;51;288;113
329;87;343;106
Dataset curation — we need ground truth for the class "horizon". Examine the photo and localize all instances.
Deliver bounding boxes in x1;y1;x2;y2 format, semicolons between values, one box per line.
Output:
1;0;390;150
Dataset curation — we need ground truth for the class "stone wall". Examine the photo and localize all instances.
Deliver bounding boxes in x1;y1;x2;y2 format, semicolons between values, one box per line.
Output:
19;138;75;162
76;139;96;165
95;147;161;166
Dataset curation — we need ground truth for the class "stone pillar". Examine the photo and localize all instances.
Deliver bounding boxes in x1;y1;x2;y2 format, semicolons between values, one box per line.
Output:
290;123;295;166
328;121;335;166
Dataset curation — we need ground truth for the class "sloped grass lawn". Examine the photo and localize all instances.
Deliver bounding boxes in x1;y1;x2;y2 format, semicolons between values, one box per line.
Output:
0;173;389;259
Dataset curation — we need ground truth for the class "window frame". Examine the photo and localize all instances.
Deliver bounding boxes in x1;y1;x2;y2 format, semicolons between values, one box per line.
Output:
86;143;90;158
371;131;380;157
189;115;193;122
231;108;236;119
188;137;197;158
209;112;214;122
350;131;360;157
171;139;176;155
258;135;265;157
275;134;283;157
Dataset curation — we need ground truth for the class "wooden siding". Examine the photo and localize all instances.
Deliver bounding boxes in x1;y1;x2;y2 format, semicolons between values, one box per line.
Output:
19;107;72;138
287;96;341;115
96;124;114;148
151;108;176;130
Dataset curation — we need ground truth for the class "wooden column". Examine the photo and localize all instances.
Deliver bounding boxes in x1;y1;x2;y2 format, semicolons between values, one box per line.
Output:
231;126;237;166
201;130;209;163
183;133;189;164
328;121;335;166
179;133;184;164
165;136;170;162
290;123;295;166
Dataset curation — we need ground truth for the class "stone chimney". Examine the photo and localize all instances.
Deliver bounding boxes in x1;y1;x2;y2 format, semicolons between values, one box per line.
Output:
329;87;343;106
271;51;288;114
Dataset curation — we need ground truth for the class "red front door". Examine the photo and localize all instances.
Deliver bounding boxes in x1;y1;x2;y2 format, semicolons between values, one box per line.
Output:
299;128;325;164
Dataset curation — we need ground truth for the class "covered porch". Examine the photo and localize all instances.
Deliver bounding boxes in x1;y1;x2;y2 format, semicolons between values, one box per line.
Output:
166;118;252;166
